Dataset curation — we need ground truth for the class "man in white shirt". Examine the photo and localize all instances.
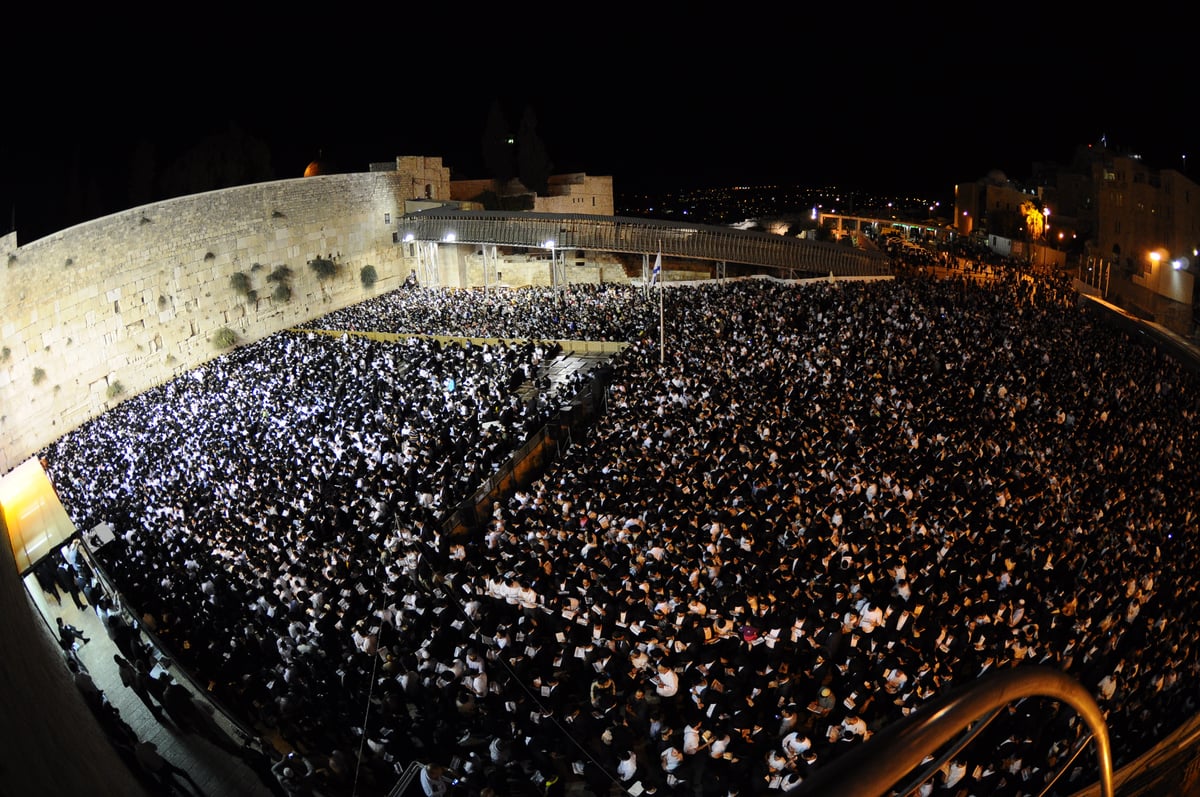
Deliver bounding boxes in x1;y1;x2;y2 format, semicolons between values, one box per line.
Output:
858;602;884;634
419;763;450;796
652;662;679;699
682;721;704;755
781;731;811;760
942;759;967;789
841;714;870;741
616;748;639;782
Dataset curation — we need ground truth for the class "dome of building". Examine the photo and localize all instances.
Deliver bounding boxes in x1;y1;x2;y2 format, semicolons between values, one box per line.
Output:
303;159;327;178
984;168;1009;186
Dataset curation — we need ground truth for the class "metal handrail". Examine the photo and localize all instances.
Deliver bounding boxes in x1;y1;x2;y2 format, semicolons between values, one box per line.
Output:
397;210;894;278
792;665;1113;797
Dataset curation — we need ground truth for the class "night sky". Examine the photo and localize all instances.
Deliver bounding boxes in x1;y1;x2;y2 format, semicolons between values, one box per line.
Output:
2;8;1192;243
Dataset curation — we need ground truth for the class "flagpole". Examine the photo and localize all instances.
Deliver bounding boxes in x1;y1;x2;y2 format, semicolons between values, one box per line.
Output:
659;274;664;364
657;242;664;364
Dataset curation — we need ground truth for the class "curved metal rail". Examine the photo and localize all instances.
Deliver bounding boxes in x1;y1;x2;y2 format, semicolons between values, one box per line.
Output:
792;665;1113;797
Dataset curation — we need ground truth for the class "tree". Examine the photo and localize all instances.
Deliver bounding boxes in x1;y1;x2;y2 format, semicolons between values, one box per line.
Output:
517;105;553;196
1020;200;1046;241
159;122;272;201
482;99;516;184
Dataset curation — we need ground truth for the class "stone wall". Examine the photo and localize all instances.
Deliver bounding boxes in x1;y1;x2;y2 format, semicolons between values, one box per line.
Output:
458;250;632;288
540;174;615;216
0;510;150;796
0;159;449;474
448;173;614;216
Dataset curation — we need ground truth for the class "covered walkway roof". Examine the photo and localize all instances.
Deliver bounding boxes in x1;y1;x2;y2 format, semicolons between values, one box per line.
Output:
397;210;893;278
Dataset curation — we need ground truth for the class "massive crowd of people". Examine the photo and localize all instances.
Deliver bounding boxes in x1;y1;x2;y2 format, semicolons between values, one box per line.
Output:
37;270;1200;796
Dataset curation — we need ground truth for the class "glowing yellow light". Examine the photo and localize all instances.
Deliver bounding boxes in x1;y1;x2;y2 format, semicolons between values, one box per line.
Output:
0;458;77;572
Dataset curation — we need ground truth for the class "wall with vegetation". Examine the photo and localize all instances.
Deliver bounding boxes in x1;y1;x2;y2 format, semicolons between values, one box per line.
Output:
0;159;449;474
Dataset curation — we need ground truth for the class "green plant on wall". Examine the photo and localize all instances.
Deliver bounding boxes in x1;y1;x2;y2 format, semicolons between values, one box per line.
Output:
267;265;293;284
32;367;46;385
204;251;216;261
230;272;253;296
106;381;125;400
308;256;338;281
1;346;10;362
213;327;238;349
360;264;378;289
267;264;294;302
7;253;16;267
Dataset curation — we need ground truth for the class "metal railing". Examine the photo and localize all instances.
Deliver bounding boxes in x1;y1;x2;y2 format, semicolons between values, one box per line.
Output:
792;665;1113;797
397;210;894;279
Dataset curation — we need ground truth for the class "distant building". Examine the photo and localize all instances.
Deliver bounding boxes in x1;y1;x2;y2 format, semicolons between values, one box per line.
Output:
370;156;453;205
953;170;1032;241
449;173;613;216
955;142;1199;333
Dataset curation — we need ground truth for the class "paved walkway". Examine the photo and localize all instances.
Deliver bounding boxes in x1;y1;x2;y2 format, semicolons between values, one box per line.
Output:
24;571;280;797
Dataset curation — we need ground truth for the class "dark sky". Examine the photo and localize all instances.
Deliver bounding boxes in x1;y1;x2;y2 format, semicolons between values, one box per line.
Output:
2;9;1193;243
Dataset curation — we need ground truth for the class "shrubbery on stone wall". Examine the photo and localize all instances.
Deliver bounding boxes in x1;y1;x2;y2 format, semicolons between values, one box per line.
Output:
360;265;378;289
308;257;338;281
213;328;238;349
267;265;294;302
230;272;252;296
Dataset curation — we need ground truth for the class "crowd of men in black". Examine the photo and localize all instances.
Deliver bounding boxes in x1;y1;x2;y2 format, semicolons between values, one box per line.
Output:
36;267;1200;797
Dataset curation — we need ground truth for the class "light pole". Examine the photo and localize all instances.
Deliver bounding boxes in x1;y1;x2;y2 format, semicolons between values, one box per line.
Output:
1042;208;1050;270
542;238;557;291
